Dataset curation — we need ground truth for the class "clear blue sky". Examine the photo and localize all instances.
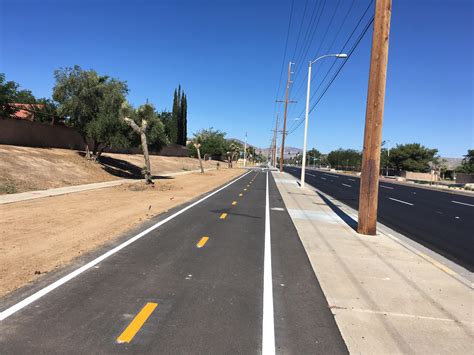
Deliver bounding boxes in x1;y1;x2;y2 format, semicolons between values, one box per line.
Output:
1;0;472;157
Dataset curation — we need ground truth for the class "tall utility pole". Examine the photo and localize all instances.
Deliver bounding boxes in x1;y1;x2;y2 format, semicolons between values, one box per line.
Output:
271;113;280;167
277;61;296;172
358;0;392;235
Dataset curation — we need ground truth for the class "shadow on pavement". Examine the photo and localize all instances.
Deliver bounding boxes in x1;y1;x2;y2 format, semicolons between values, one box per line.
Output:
316;191;358;232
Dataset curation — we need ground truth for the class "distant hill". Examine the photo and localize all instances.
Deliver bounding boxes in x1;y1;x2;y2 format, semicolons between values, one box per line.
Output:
439;157;463;170
259;146;302;159
228;139;304;159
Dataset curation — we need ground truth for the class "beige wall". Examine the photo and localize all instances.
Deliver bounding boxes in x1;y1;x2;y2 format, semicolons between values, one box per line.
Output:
0;118;189;157
401;171;439;182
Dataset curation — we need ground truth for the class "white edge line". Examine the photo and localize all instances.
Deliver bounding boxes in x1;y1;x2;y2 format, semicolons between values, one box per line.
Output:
388;197;414;206
380;185;394;190
262;171;276;354
0;171;252;321
451;200;474;207
342;183;352;188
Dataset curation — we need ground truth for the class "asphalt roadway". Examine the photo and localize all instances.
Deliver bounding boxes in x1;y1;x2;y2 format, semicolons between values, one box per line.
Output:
0;169;347;354
284;166;474;272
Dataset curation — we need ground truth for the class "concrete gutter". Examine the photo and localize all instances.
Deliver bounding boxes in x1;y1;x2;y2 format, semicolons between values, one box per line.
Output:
273;170;473;354
0;168;216;205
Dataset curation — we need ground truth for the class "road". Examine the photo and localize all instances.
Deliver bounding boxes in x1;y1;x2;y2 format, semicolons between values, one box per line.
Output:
0;169;347;354
284;166;474;271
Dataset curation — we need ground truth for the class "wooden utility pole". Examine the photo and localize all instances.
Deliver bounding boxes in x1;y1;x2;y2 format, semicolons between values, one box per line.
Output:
358;0;392;235
278;61;296;172
271;113;279;166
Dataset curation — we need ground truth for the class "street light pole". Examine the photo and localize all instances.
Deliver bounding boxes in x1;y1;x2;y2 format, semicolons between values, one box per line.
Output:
300;53;347;188
243;132;247;168
385;140;391;176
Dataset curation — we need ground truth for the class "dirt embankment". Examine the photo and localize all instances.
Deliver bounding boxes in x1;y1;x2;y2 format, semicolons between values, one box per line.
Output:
0;145;219;194
0;168;244;297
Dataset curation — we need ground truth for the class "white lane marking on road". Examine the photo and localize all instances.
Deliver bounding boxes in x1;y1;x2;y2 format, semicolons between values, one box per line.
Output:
380;185;394;190
262;171;275;354
321;177;327;180
342;183;351;188
348;178;356;182
389;197;414;206
324;173;338;178
0;171;252;321
455;216;460;219
451;200;474;207
270;207;285;211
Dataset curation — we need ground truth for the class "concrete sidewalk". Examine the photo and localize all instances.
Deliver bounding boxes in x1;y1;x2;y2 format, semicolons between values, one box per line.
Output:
0;168;216;205
272;171;473;354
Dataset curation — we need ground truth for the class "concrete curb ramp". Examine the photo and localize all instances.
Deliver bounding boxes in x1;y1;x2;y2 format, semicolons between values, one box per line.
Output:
273;170;473;354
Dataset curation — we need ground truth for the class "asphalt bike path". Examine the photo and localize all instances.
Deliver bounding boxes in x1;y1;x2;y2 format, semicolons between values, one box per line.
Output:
1;168;345;354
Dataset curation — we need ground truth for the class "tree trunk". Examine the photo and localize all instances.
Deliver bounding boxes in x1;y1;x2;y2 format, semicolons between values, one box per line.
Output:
92;141;98;157
123;117;153;184
97;144;106;158
196;147;204;173
140;131;153;183
82;136;92;160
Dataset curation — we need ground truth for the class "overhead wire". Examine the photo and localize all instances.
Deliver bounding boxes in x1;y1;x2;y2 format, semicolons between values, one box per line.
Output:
270;0;295;148
287;13;375;136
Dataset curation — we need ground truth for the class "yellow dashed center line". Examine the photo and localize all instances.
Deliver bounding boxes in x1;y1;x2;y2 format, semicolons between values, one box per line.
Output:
244;188;247;191
117;302;158;344
232;201;237;206
220;213;228;219
196;236;209;248
239;193;243;197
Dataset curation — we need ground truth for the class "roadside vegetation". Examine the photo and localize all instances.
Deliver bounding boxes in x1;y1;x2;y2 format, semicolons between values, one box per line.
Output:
293;143;469;175
0;70;262;186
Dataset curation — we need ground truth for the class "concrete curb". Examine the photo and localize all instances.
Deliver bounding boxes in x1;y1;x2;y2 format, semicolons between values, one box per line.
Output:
0;168;217;205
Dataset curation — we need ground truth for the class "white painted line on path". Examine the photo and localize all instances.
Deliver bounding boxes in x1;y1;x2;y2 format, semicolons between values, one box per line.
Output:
262;171;275;354
0;171;252;321
451;200;474;207
389;197;414;206
342;183;352;188
348;178;356;182
324;174;338;178
270;207;285;211
321;177;327;180
380;185;394;190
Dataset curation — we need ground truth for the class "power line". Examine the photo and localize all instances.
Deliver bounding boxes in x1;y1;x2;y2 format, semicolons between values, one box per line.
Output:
273;0;295;113
290;0;357;104
291;0;327;86
287;0;374;134
271;0;295;143
287;14;375;136
290;0;309;61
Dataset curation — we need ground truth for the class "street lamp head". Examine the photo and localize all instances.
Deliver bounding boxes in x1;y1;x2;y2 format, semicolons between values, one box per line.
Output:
335;53;348;58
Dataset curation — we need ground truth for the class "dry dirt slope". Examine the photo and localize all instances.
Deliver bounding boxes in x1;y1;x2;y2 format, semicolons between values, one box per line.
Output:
0;168;244;297
0;145;219;194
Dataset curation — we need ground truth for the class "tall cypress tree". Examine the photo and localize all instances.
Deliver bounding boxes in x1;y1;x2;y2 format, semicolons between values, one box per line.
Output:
176;85;183;145
180;92;187;145
171;87;179;144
